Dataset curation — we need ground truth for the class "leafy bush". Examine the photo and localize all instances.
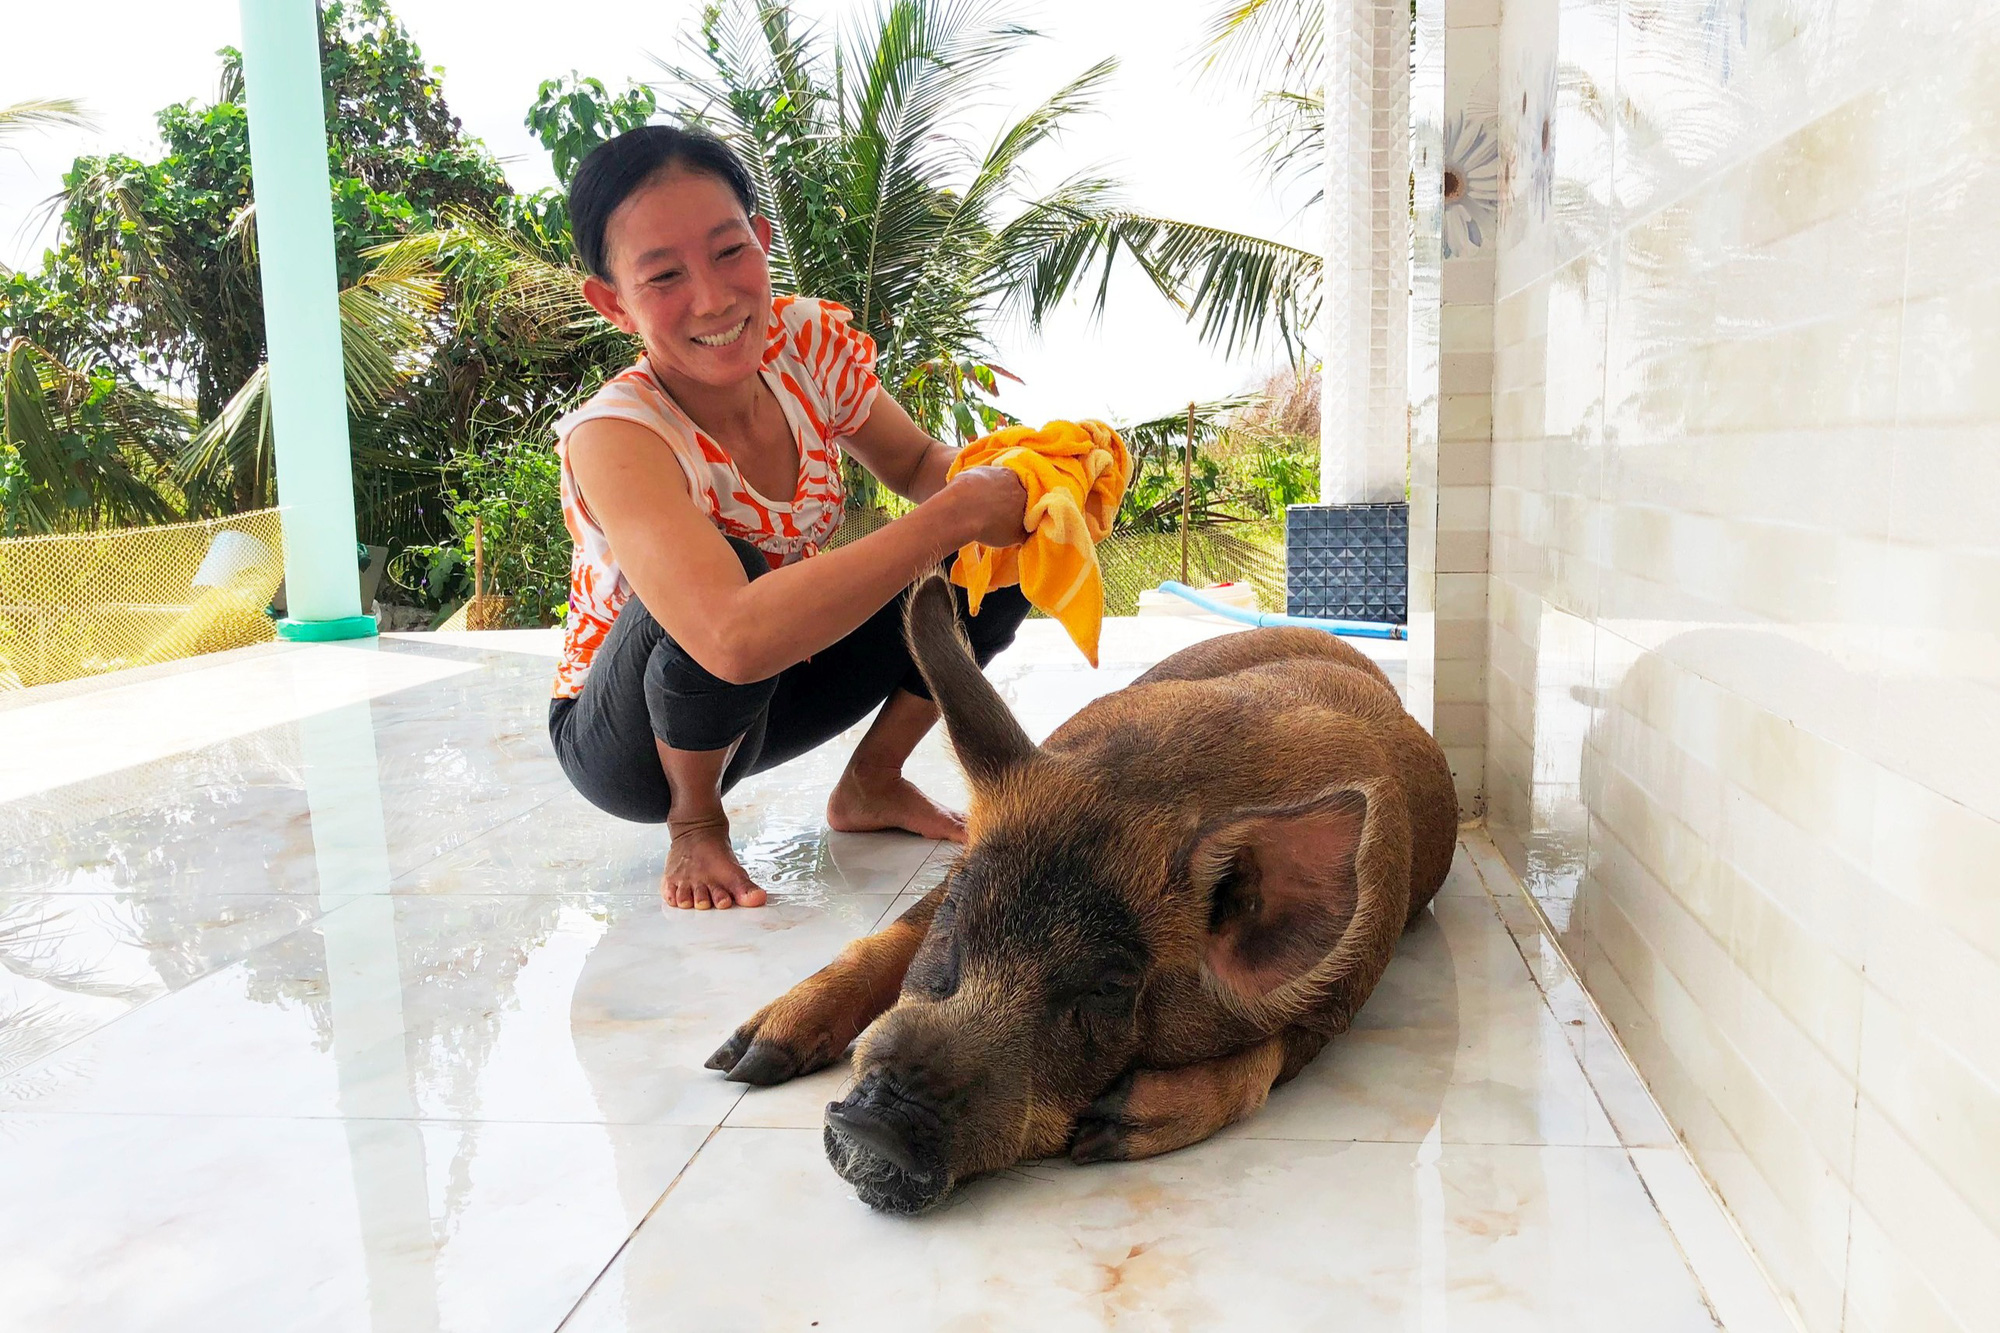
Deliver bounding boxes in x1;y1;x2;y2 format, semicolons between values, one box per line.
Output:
393;437;569;625
1112;372;1319;531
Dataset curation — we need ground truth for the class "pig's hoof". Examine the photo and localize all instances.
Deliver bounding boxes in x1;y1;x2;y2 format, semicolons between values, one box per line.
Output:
723;1040;804;1085
704;1029;753;1072
707;1028;804;1085
1070;1074;1138;1163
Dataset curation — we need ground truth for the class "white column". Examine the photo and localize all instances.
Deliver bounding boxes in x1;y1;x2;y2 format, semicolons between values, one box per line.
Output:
1322;0;1413;504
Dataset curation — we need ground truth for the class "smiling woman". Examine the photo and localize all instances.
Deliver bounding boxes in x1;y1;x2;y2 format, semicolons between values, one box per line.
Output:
547;124;1037;911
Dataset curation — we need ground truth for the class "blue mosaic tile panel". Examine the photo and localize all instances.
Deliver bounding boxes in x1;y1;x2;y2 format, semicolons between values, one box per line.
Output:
1285;502;1408;623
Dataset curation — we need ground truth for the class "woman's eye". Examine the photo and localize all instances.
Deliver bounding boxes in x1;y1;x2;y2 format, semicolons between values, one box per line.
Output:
719;244;747;259
648;269;681;285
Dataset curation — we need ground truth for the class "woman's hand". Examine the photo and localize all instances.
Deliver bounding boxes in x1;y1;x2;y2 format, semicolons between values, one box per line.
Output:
946;464;1032;549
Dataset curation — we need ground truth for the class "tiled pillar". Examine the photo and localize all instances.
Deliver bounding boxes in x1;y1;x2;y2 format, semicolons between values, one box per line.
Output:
1293;0;1417;629
1408;0;1499;813
1321;0;1412;503
1407;0;1445;731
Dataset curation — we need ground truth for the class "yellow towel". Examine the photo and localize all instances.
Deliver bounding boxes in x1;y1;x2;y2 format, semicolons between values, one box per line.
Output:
947;419;1131;667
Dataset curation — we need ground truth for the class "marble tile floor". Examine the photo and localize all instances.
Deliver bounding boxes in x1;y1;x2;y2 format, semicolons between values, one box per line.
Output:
0;619;1788;1331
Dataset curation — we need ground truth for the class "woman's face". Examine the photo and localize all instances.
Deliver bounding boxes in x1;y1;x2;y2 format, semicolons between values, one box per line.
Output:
582;165;775;390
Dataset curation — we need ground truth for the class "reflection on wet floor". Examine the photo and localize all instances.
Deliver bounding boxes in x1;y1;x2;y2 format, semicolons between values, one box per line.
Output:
0;623;1779;1331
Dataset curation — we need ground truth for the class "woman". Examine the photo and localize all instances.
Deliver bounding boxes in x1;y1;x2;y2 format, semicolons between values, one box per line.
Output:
550;124;1033;911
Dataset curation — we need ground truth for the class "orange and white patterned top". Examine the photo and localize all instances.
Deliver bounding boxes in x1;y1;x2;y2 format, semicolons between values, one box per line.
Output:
549;296;881;700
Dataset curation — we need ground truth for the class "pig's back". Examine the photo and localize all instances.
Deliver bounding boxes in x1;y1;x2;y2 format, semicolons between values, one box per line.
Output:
1052;646;1457;926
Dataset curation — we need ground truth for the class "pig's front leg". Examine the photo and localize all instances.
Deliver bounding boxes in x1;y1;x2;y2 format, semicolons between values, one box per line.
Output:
1068;1027;1329;1162
706;885;947;1086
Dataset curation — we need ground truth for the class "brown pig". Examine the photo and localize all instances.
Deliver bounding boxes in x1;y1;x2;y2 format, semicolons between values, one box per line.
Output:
706;575;1458;1213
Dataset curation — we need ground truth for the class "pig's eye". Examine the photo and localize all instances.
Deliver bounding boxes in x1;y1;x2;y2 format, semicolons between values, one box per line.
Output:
1073;971;1140;1017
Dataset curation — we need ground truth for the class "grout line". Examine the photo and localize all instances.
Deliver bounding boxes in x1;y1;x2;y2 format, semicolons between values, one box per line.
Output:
551;1120;728;1332
1459;839;1731;1326
1458;832;1802;1333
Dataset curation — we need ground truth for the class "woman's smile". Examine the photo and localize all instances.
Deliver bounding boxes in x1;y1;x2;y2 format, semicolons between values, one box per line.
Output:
691;317;751;348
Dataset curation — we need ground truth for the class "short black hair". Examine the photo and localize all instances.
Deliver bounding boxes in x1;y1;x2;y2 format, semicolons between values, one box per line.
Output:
568;123;759;280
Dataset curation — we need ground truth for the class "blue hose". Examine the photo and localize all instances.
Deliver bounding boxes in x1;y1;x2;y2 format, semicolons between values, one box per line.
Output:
1156;581;1406;640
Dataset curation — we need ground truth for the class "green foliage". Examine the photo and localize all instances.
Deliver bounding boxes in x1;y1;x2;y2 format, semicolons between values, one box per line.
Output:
663;0;1175;460
23;0;509;523
392;436;569;624
1240;438;1318;512
1;338;188;535
528;75;659;188
1111;381;1319;532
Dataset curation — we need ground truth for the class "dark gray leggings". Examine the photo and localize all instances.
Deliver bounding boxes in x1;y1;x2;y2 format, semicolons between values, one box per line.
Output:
548;537;1030;823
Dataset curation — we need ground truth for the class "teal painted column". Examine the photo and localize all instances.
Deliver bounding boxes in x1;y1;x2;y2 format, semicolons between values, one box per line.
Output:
239;0;376;642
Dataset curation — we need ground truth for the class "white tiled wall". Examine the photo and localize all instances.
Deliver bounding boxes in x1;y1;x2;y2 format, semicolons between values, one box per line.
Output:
1411;0;1500;813
1474;1;2000;1329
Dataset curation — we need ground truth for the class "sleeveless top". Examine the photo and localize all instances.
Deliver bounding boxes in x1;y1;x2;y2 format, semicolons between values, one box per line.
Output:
549;295;881;700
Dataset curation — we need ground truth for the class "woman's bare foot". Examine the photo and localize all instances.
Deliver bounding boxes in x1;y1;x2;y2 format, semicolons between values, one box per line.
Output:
662;823;768;910
826;765;968;843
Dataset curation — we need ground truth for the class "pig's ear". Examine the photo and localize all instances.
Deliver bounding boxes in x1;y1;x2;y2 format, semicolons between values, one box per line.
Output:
903;575;1036;791
1189;782;1406;1009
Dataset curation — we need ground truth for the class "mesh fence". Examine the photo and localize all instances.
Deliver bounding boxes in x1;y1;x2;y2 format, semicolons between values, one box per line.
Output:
0;509;286;690
830;508;1285;617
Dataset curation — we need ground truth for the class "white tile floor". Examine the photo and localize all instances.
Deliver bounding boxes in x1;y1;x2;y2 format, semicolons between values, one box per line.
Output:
0;618;1793;1332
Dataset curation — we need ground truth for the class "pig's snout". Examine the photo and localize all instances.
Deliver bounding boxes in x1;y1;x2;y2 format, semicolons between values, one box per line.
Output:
823;1069;953;1214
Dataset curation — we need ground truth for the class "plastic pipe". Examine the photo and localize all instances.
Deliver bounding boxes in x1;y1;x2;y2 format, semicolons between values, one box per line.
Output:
1156;581;1405;640
239;0;376;641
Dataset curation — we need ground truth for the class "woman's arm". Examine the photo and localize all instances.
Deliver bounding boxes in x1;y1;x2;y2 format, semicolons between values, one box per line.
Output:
567;417;1027;686
838;392;959;504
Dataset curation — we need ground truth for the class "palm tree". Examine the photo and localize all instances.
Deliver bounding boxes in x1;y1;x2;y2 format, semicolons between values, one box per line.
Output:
658;0;1322;443
657;0;1128;448
1;336;187;534
0;99;95;280
177;235;447;517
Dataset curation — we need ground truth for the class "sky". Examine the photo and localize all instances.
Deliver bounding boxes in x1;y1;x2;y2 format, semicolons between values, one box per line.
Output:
0;0;1316;427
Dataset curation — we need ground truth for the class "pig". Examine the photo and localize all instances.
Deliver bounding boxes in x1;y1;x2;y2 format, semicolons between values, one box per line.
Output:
706;574;1458;1213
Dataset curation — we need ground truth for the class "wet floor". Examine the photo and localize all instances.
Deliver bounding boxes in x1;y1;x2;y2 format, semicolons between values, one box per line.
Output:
0;620;1785;1331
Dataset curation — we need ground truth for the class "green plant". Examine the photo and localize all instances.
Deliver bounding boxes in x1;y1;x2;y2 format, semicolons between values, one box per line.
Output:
1;337;187;535
25;0;509;533
527;74;658;188
392;435;569;624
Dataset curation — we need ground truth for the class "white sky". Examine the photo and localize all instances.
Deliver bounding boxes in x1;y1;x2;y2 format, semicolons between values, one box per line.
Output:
0;0;1315;426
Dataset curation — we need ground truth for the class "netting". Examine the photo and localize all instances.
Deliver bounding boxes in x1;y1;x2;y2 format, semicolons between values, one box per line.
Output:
830;508;1285;617
0;509;286;690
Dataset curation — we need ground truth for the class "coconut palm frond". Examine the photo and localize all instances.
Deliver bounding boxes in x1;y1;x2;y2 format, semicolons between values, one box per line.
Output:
178;363;272;502
950;57;1118;243
1257;86;1326;200
368;209;598;344
979;178;1154;329
1113;395;1253;459
1112;215;1322;358
177;242;445;506
0;98;97;145
1195;0;1323;90
2;338;184;532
